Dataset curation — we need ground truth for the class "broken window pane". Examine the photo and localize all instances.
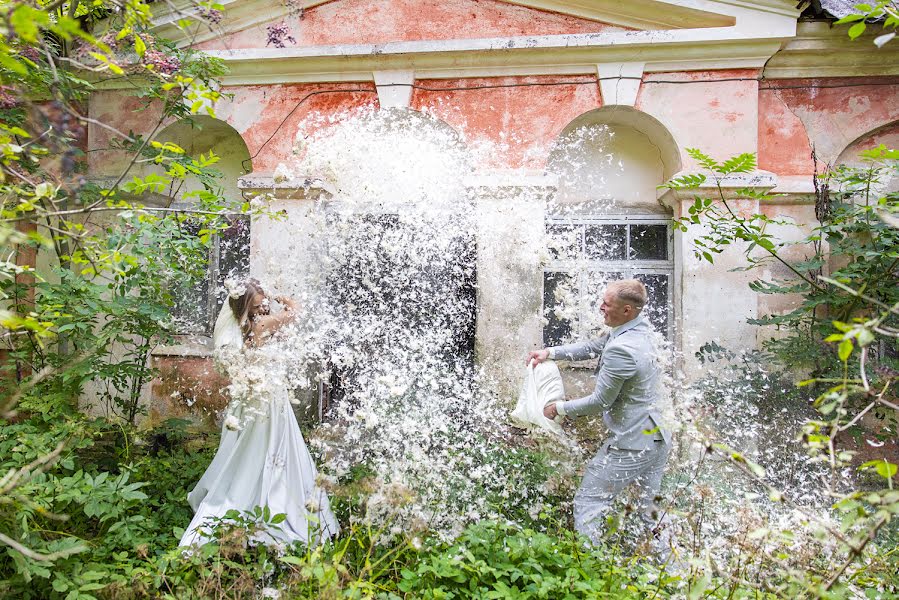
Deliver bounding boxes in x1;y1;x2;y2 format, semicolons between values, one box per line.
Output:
585;224;626;260
629;224;668;260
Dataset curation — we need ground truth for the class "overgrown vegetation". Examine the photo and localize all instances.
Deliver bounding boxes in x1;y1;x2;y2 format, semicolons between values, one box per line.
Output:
0;0;897;598
662;147;898;597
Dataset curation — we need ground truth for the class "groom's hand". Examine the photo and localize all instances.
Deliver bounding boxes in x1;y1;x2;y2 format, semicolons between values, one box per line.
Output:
527;349;550;366
543;403;559;420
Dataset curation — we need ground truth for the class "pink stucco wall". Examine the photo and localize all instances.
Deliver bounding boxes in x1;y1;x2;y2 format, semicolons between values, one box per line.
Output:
759;77;899;176
411;75;601;170
88;91;165;174
197;0;630;51
215;83;378;172
637;69;760;172
88;72;899;181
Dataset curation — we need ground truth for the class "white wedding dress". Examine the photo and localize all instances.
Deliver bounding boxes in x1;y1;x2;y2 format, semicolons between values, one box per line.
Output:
179;306;339;547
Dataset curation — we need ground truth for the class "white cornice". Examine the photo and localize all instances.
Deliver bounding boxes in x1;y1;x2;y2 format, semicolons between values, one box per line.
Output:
764;21;899;78
194;30;787;86
91;34;787;88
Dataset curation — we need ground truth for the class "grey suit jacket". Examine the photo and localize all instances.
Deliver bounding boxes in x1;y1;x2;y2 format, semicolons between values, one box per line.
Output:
550;315;670;450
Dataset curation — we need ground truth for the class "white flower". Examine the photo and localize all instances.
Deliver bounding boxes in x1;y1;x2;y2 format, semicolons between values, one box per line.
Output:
223;415;241;431
223;278;245;299
260;587;281;599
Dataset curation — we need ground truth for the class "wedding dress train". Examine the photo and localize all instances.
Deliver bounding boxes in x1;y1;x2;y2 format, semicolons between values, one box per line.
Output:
179;308;339;547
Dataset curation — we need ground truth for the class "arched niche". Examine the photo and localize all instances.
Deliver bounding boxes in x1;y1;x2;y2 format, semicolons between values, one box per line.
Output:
361;106;473;183
142;116;252;207
546;107;681;215
836;120;899;198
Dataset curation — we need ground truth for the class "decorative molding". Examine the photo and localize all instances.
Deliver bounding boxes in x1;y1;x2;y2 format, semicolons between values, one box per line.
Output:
374;70;415;109
190;34;788;87
657;170;778;209
766;175;816;205
465;172;558;201
237;175;336;200
764;21;899;78
597;62;644;106
499;0;736;30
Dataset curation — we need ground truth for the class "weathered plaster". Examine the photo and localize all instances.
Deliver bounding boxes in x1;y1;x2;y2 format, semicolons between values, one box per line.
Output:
675;197;762;371
637;69;760;171
472;180;555;397
87;91;165;175
215;83;378;172
411;75;601;170
549;122;667;212
759;77;899;174
196;0;632;52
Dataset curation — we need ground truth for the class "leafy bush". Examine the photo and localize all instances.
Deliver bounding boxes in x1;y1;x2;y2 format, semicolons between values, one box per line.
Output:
0;415;214;599
396;521;661;599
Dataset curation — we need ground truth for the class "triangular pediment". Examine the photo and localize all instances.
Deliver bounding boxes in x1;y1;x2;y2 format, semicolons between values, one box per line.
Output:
152;0;767;50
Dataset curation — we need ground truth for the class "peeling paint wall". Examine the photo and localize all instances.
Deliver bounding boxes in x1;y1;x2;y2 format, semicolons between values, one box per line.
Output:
196;0;631;52
86;35;899;414
637;70;760;171
759;77;899;174
411;75;601;170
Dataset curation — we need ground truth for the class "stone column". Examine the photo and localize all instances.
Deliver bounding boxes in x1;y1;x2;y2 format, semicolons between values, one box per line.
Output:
658;170;776;380
238;175;335;298
467;173;557;400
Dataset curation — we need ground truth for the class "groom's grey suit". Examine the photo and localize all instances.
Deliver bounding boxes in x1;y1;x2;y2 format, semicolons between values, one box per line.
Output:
549;315;670;543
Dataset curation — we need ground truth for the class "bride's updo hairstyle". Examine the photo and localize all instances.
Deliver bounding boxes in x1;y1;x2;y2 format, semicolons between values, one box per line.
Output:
229;278;265;340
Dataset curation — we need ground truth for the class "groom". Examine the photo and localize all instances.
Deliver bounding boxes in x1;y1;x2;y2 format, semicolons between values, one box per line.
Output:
528;279;671;546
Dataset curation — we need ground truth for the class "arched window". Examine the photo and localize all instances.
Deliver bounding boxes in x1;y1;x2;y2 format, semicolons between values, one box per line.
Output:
147;117;253;336
543;108;680;344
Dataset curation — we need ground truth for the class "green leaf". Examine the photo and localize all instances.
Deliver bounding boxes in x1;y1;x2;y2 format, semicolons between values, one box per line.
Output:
848;22;867;39
838;338;853;361
834;13;866;24
860;460;898;480
134;35;147;58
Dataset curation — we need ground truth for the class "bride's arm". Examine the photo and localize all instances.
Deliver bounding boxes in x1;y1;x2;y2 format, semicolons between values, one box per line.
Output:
249;296;297;343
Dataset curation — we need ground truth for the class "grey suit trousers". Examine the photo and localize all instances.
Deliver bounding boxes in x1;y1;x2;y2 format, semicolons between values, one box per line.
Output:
574;440;670;544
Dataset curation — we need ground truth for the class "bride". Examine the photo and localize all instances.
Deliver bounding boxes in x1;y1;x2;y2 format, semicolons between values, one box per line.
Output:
179;279;339;547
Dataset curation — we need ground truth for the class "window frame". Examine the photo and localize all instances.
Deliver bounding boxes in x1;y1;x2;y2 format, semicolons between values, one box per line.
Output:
543;214;675;345
171;215;251;339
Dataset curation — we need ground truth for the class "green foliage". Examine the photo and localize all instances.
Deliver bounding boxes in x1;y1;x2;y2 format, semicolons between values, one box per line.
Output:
666;148;899;597
0;0;260;575
835;2;899;47
396;521;660;599
667;147;899;376
0;413;215;599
